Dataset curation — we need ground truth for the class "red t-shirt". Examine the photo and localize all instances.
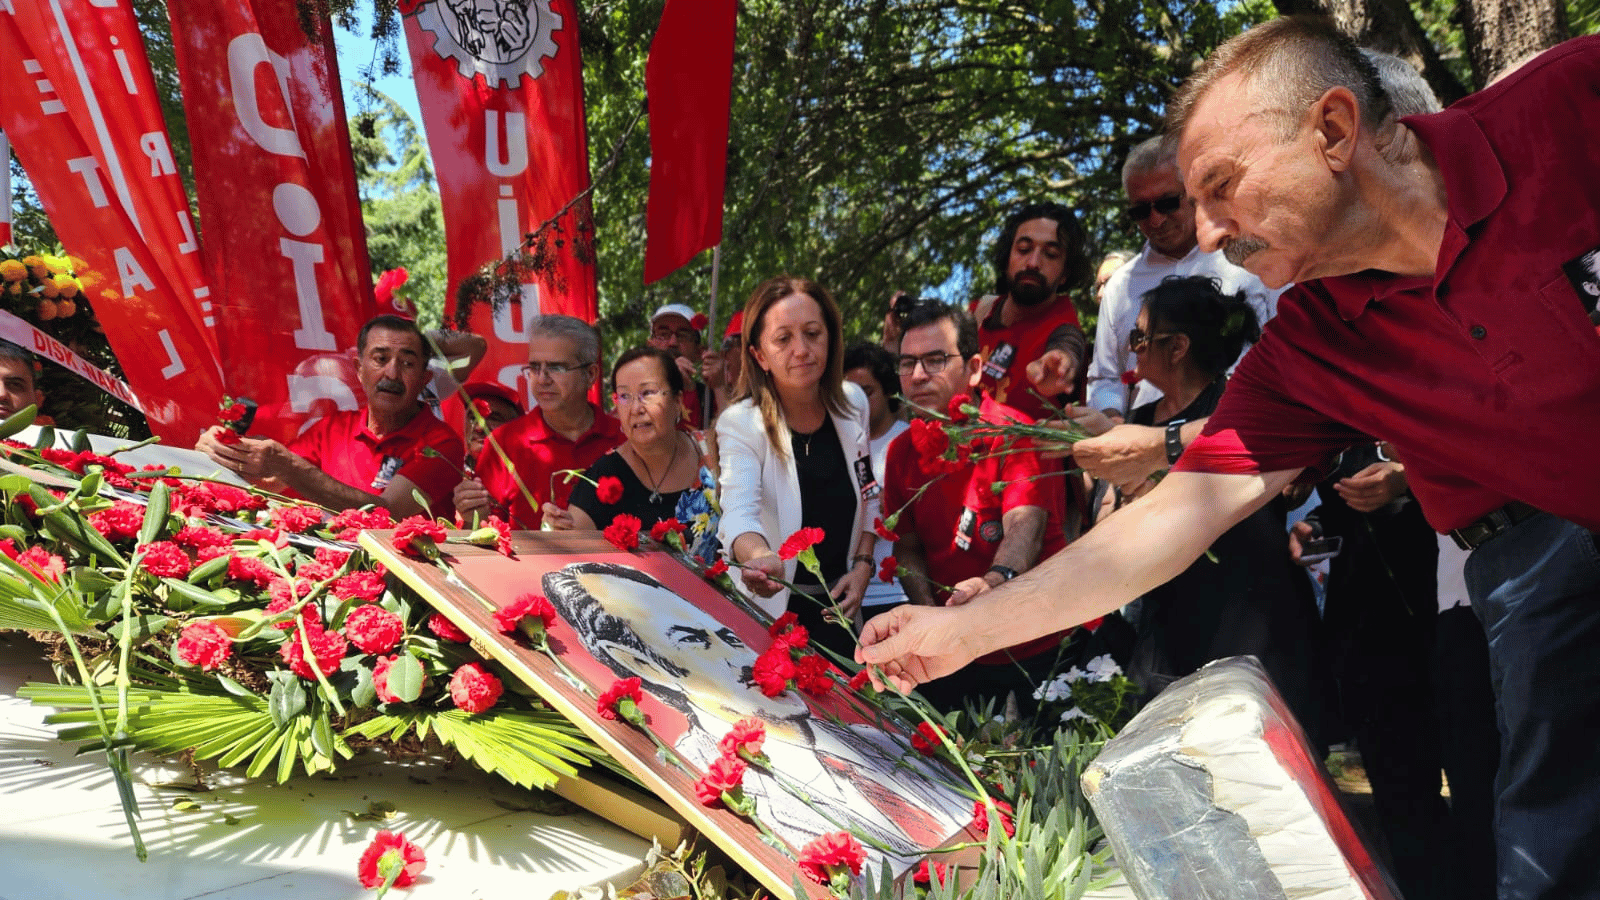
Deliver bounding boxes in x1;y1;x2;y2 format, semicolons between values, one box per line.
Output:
1177;35;1600;533
974;297;1083;421
286;406;464;514
475;404;624;529
882;395;1069;664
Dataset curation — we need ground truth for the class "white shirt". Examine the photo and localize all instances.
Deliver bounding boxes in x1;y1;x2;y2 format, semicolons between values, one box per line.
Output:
862;419;910;609
1086;243;1284;415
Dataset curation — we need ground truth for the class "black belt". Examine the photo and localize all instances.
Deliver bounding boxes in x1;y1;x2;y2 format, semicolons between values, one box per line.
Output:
1450;501;1541;551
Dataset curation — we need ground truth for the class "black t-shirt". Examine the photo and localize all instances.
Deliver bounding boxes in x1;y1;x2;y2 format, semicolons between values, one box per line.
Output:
791;415;853;588
568;451;685;531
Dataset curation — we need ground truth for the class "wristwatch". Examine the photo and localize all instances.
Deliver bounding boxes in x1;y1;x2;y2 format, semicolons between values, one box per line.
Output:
986;564;1018;582
1165;420;1188;465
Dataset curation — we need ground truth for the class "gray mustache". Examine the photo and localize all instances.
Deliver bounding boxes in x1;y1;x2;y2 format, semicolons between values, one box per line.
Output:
1224;236;1269;267
375;378;406;394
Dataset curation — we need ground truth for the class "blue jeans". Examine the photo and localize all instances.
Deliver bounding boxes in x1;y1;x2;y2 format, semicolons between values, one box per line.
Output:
1465;513;1600;900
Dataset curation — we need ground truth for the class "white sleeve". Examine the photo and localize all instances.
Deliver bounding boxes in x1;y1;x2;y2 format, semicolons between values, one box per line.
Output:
714;403;769;552
1087;262;1137;414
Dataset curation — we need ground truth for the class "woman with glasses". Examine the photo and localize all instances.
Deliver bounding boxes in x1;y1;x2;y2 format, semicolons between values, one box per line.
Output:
546;347;720;561
1121;275;1326;746
716;276;880;661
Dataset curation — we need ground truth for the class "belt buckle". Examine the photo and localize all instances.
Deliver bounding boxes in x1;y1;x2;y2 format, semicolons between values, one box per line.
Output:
1450;505;1519;551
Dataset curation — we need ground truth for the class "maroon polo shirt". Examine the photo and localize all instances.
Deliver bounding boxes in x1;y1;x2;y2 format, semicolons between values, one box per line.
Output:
1177;35;1600;532
286;406;463;513
882;395;1070;664
475;403;623;529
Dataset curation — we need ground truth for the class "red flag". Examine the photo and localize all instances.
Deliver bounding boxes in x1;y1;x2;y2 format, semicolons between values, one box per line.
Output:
643;0;736;285
0;1;224;442
166;0;376;443
402;0;596;405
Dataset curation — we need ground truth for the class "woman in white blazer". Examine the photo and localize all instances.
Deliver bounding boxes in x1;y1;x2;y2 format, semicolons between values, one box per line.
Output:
716;276;880;660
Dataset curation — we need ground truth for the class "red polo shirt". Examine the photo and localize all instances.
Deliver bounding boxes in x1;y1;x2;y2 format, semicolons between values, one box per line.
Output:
286;406;463;513
883;395;1069;664
1176;35;1600;532
974;297;1083;421
475;403;623;529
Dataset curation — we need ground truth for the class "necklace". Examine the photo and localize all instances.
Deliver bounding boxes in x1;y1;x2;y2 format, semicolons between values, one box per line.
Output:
796;429;813;457
635;434;682;504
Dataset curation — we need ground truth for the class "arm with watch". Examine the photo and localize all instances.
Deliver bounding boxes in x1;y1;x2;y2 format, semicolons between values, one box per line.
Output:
946;505;1048;608
1067;416;1210;489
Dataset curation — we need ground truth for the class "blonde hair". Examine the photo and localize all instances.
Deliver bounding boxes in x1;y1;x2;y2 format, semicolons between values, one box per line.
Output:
734;275;849;458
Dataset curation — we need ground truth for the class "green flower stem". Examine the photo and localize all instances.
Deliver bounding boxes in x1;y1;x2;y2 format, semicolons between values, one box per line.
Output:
421;331;540;529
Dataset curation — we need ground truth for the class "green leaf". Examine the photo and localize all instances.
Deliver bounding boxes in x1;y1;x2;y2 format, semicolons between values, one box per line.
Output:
68;566;120;592
267;673;307;729
70;429;90;453
0;475;33;496
137;482;170;546
186;554;231;584
160;578;233;610
0;404;37;439
350;663;377;708
384;653;425;703
309;705;337;760
33;424;55;451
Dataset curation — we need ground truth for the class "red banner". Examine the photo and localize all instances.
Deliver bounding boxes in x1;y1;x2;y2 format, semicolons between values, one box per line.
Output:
0;0;224;442
403;0;596;400
643;0;735;285
166;0;375;443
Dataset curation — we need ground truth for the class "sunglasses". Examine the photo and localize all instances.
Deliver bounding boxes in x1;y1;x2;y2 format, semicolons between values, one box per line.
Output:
1127;328;1178;353
1124;193;1185;223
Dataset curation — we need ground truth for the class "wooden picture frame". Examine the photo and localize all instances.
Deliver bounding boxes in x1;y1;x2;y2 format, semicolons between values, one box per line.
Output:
361;530;984;898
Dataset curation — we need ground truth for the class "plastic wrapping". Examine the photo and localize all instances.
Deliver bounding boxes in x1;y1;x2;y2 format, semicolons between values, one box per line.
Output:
1082;656;1400;900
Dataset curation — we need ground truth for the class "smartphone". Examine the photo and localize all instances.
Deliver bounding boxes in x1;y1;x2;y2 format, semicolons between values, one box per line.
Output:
1299;535;1343;564
225;398;259;435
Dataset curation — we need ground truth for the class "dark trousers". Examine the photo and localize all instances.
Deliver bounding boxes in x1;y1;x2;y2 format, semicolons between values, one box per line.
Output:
1434;605;1500;900
1465;514;1600;900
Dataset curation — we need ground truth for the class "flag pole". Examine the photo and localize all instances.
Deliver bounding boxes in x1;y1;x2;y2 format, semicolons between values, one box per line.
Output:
702;242;723;422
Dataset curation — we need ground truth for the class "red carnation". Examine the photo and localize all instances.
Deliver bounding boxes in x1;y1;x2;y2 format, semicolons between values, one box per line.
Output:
913;860;949;886
88;501;144;541
327;507;393;542
847;669;871;692
173;525;232;555
597;676;645;723
693;753;748;808
137;541;193;579
5;544;64;583
316;546;353;569
872;516;898;542
797;831;865;886
331;571;387;604
595;476;624;505
878;555;898;583
280;623;347;681
602;514;642;552
356;829;426;889
911;721;948;755
344;605;405;655
972;798;1016;837
649;518;686;544
391;516;446;557
689;312;709;331
704;558;729;579
471;397;492;417
270;504;325;534
486;514;513;556
427;612;470;643
176;621;232;671
769;611;801;637
218;402;247;424
296;559;341;584
946;392;972;423
795;654;836;698
1120;369;1140;386
448;662;503;713
717;717;767;761
226;554;276;589
372;654;407;704
493;593;557;639
771;622;809;652
908;418;951;462
751;646;796;697
777;526;825;561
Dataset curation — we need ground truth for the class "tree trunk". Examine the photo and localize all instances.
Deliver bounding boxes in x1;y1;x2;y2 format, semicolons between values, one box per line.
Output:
1273;0;1471;105
1458;0;1570;88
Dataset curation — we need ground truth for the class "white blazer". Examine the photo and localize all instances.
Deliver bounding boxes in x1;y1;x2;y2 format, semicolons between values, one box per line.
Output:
715;380;881;618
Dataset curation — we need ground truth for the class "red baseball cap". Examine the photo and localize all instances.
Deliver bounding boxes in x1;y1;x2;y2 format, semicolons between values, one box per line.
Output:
462;380;524;414
724;310;744;340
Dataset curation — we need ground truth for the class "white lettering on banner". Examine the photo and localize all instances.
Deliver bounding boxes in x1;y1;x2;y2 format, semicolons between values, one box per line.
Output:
493;287;540;344
279;238;337;351
195;286;214;328
287;373;359;414
109;35;137;94
23;59;66;115
66;156;110;206
156;329;187;378
113;245;156;295
227;33;306;159
0;0;17;16
87;0;117;7
49;0;142;237
139;131;175;176
175;209;198;254
496;183;520;255
495;362;533;410
485;109;528;177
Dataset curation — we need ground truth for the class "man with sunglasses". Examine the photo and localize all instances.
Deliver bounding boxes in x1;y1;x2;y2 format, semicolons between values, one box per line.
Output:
1085;136;1280;423
453;314;621;529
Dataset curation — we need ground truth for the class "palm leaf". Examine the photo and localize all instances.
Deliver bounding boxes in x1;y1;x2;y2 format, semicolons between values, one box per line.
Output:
347;709;611;790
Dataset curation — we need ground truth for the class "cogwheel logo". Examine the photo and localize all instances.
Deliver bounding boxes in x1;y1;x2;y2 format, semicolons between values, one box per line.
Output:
413;0;563;89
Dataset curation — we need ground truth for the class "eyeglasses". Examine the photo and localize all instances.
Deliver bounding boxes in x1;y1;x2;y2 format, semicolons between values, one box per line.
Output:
1124;193;1185;223
1127;328;1178;353
721;335;742;352
652;327;699;344
614;388;669;406
896;352;962;376
522;360;589;378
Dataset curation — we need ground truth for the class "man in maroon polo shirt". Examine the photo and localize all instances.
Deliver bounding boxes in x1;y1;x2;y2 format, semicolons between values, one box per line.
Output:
860;20;1600;900
197;314;463;517
453;314;622;529
882;298;1072;715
